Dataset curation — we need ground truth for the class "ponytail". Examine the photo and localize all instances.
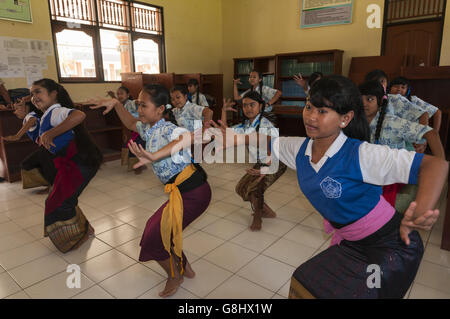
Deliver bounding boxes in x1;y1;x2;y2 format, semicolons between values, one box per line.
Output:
358;80;388;143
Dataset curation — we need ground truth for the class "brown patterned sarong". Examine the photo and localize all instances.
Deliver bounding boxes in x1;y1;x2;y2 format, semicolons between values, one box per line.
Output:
289;276;316;299
21;168;49;189
235;162;287;204
44;205;90;253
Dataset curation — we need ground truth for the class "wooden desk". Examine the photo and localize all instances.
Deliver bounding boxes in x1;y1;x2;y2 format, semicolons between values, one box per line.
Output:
0;109;40;182
75;103;124;162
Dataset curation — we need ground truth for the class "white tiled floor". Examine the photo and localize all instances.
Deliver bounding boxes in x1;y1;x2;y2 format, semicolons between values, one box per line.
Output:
0;160;449;299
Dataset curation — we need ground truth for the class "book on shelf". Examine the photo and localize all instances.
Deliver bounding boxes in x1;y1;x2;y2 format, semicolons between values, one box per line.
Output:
237;61;253;74
281;101;305;107
281;80;307;97
281;60;334;76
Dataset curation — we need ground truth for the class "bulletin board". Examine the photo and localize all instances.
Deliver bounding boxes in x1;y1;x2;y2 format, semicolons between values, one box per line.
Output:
0;0;32;23
301;0;353;28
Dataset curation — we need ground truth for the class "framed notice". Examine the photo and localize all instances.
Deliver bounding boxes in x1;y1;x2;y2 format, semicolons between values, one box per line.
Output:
301;0;353;28
0;0;32;23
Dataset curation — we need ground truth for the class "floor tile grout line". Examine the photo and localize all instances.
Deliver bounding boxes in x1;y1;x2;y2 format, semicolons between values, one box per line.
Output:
410;279;450;297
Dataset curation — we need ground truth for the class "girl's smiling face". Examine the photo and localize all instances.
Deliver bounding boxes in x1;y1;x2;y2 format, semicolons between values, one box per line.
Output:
170;90;188;109
30;85;58;112
137;90;164;125
390;84;408;96
116;88;130;104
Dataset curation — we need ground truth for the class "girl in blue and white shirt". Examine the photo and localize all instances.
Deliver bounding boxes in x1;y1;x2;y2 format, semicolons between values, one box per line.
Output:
221;91;286;231
30;78;102;253
92;84;211;299
390;76;442;133
233;70;281;112
209;75;448;298
170;85;213;132
365;69;429;125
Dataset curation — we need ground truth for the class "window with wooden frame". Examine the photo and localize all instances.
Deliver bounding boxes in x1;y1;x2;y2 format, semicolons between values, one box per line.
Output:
48;0;166;83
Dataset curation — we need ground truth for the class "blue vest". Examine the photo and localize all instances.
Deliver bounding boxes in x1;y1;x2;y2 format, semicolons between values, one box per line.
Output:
296;137;382;224
26;112;40;143
39;107;75;154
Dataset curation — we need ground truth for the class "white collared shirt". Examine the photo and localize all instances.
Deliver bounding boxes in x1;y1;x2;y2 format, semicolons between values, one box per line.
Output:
304;131;347;173
40;103;73;128
271;131;419;185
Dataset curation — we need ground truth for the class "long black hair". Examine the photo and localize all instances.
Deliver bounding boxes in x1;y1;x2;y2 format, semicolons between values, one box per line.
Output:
187;79;200;105
32;78;103;169
27;101;43;117
389;76;412;101
365;69;388;86
309;75;370;142
359;80;388;143
308;72;323;89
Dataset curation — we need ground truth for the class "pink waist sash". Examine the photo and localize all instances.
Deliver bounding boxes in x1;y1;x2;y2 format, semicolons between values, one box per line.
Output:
323;196;396;247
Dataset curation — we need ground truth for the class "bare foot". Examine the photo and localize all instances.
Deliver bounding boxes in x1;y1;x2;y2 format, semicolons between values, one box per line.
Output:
134;165;147;175
88;225;95;237
159;276;183;298
250;216;262;231
183;261;196;279
262;203;277;218
251;203;276;218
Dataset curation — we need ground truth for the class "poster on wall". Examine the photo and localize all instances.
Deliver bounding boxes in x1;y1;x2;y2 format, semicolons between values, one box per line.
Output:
0;36;51;81
0;0;32;23
301;0;353;28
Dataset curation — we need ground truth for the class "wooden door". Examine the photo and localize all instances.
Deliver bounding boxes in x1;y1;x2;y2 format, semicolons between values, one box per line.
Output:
384;21;442;67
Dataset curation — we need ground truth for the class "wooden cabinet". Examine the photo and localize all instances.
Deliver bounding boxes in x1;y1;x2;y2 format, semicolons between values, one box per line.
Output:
232;50;343;135
348;55;405;86
232;56;276;123
121;72;176;101
75;103;124;162
0;109;39;182
121;72;223;121
234;56;276;93
275;50;343;109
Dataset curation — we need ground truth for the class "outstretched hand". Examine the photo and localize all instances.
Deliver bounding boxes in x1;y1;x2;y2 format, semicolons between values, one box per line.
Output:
206;119;242;152
233;78;242;86
222;98;237;113
89;98;119;115
3;135;20;142
293;73;307;90
400;201;439;245
128;140;154;168
106;91;116;99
